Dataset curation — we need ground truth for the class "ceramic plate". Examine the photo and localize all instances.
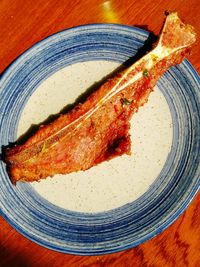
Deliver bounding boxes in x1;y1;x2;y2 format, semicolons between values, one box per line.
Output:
0;24;199;255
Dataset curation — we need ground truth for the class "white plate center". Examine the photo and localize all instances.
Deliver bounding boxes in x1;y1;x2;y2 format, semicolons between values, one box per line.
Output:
17;60;172;212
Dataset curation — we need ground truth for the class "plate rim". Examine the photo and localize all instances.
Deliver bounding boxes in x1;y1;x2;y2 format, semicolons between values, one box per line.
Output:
0;23;199;255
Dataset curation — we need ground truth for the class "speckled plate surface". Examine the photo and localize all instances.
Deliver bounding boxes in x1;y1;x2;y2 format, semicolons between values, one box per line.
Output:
0;24;199;255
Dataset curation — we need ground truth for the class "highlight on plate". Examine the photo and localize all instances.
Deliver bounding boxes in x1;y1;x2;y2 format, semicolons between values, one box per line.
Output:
2;12;196;184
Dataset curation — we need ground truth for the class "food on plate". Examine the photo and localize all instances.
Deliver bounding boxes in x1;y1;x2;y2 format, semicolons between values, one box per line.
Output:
3;12;196;184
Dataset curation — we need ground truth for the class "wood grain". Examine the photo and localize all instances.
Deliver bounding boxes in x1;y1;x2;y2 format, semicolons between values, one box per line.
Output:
0;0;199;266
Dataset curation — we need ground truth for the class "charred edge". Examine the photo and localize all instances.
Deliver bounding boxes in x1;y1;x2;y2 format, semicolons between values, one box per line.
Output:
1;146;16;185
1;145;11;163
106;135;131;158
164;10;176;16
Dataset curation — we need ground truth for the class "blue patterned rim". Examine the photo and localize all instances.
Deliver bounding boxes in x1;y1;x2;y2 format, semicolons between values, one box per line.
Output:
0;24;199;255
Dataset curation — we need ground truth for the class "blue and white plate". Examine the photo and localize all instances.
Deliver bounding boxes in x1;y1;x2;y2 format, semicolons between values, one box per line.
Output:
0;24;199;255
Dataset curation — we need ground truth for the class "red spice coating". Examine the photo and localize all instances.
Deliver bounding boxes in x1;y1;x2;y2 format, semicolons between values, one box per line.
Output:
3;13;196;183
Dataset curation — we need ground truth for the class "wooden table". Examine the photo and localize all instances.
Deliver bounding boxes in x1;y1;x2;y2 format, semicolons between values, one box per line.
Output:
0;1;199;266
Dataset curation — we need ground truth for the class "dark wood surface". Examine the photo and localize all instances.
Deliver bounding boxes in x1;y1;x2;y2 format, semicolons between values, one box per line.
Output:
0;1;199;266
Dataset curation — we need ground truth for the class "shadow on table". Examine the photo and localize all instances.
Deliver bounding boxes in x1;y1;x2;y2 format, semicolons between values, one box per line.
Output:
0;244;31;267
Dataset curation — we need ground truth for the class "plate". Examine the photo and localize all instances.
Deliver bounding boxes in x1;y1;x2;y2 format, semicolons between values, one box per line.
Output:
0;24;199;255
